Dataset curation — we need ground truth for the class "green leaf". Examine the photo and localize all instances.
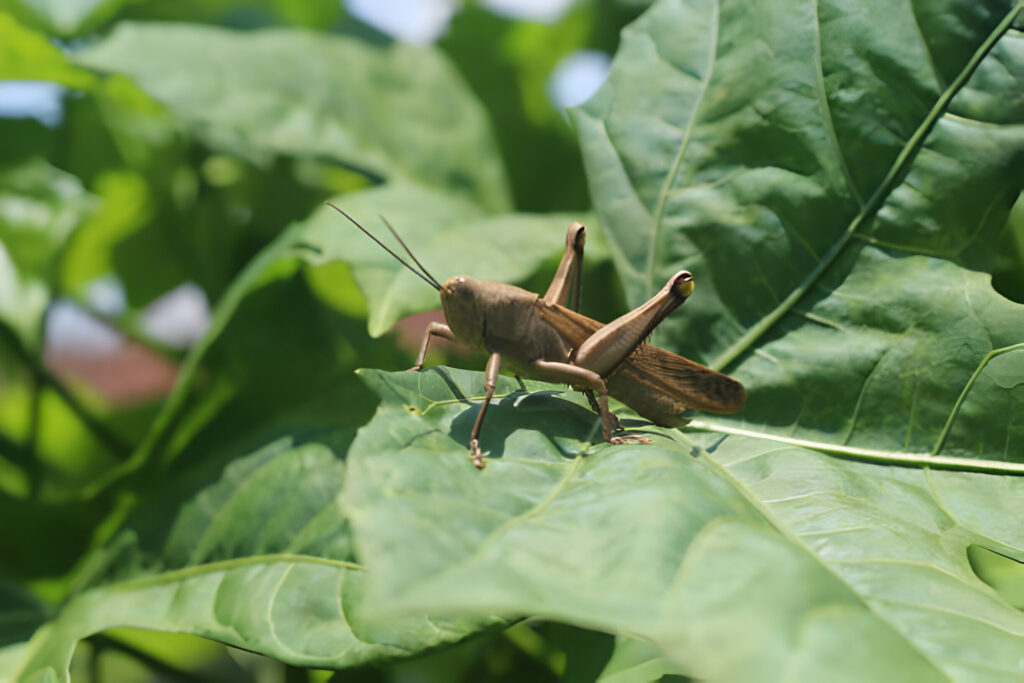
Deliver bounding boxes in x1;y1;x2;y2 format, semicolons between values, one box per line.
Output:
0;158;95;348
73;22;512;211
59;170;152;292
726;249;1024;461
0;575;50;647
439;5;594;211
0;0;130;37
596;637;684;683
7;440;496;682
296;181;592;336
152;267;405;477
572;0;1024;461
341;368;1024;681
0;12;95;85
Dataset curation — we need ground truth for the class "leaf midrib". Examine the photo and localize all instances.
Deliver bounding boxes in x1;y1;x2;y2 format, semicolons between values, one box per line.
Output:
109;553;363;592
688;419;1024;475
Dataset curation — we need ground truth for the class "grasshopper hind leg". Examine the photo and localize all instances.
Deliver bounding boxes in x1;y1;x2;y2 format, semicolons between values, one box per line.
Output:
583;389;622;433
531;360;650;448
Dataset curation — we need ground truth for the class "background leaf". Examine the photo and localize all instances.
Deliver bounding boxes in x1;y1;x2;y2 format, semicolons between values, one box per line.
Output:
0;0;132;37
11;439;497;683
74;22;512;212
0;13;96;85
0;158;94;348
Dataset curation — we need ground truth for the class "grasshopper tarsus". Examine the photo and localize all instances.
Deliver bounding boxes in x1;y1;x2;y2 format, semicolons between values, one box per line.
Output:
609;434;653;446
469;440;486;468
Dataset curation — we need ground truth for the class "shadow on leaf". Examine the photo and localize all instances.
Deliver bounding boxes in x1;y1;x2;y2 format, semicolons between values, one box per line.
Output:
448;389;608;461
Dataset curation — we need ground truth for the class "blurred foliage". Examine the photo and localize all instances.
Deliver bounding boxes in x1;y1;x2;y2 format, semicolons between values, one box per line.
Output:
0;0;1023;682
0;1;639;681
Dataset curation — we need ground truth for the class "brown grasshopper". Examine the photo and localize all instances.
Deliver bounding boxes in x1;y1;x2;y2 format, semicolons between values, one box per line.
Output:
329;204;745;468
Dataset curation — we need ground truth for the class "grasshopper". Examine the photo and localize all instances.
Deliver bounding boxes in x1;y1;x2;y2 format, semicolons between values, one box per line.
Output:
329;205;745;468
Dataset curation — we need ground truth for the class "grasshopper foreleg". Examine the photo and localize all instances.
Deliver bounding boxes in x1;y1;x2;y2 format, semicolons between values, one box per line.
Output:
410;321;455;371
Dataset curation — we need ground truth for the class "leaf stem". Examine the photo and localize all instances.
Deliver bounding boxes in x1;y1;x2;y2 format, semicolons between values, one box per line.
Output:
687;420;1024;475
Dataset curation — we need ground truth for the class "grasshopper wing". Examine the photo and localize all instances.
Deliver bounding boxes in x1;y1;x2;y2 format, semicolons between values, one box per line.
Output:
538;301;745;425
619;344;745;415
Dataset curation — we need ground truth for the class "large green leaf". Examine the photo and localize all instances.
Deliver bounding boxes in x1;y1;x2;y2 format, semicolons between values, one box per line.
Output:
572;0;1024;461
340;368;1024;681
73;22;512;212
7;439;496;682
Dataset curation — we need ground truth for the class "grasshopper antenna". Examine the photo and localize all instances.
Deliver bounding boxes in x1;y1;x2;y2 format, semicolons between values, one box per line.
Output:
325;202;441;291
379;214;442;290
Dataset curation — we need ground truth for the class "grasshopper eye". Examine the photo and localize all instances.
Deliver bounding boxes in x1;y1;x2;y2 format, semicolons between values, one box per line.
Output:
672;271;694;298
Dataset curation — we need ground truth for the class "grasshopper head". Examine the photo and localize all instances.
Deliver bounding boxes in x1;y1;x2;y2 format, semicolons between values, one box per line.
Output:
440;275;485;348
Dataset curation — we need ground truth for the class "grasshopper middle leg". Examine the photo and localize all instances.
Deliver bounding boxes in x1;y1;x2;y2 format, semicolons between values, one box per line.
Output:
468;352;502;468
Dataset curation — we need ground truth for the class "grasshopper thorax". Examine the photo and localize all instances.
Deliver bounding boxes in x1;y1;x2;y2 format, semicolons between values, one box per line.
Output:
441;275;555;359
